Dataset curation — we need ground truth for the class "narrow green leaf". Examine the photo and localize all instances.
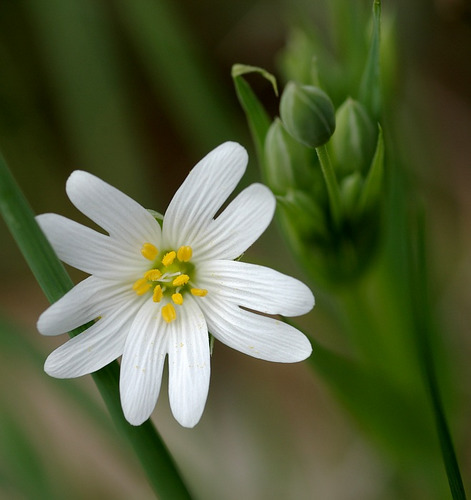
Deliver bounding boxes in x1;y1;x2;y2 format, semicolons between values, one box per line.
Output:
0;153;72;303
409;208;467;500
231;64;276;165
315;144;342;229
358;125;384;214
358;0;382;119
0;152;191;500
232;64;279;96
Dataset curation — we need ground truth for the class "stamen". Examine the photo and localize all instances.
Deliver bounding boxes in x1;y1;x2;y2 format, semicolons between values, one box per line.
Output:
161;251;176;267
172;293;184;305
153;285;163;303
177;246;193;262
191;288;208;297
162;303;176;323
144;269;162;281
141;243;158;261
172;274;190;287
132;278;151;296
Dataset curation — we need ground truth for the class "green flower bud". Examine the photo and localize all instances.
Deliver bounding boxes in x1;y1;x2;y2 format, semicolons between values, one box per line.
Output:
280;82;336;148
329;98;376;177
264;118;318;195
264;119;296;196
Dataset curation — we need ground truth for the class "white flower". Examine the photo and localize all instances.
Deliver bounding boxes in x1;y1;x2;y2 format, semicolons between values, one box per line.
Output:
37;142;314;427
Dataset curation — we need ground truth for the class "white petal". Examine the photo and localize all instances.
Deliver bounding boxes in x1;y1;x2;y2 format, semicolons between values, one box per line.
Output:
37;276;136;336
192;183;275;261
162;142;248;248
37;214;148;279
44;300;141;378
197;260;314;316
199;295;312;362
120;300;168;426
66;170;161;249
167;296;210;428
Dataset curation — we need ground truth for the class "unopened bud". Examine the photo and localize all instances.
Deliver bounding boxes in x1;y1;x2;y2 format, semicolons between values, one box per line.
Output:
264;118;316;195
264;119;296;195
280;82;336;148
330;98;376;177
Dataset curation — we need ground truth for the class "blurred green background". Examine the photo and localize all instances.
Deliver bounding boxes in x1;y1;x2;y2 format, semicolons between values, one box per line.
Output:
1;0;471;498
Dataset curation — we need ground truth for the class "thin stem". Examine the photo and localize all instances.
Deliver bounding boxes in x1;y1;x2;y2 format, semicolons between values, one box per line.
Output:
0;152;192;500
411;208;467;500
315;144;342;228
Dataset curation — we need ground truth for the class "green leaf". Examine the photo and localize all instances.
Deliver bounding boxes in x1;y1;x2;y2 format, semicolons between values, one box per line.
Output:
231;64;277;165
315;144;342;229
232;64;279;96
0;153;73;303
0;152;191;500
359;0;382;119
358;125;384;215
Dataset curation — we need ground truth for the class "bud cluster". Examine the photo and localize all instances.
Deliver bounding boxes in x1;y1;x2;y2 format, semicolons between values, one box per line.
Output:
259;76;383;285
233;1;386;285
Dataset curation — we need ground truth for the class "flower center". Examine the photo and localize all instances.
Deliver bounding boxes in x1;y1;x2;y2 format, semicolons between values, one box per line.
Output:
132;243;208;323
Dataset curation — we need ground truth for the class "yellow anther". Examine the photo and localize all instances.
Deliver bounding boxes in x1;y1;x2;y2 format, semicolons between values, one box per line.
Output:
172;293;184;305
132;278;151;296
191;288;208;297
162;251;176;267
141;243;158;261
153;285;163;303
172;274;190;287
162;303;176;323
144;269;162;281
177;246;193;262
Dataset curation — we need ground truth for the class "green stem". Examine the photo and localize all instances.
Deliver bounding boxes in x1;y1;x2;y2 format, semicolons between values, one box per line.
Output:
0;152;192;500
315;144;342;228
411;208;467;500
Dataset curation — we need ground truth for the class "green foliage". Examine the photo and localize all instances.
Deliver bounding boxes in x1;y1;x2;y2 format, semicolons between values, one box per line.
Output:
231;64;276;164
